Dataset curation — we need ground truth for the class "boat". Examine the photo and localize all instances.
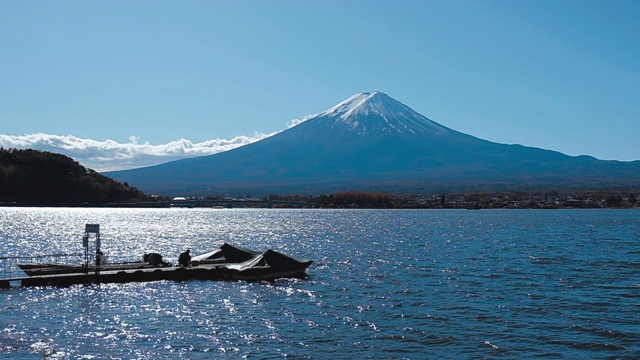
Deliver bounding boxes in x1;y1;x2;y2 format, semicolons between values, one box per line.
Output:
17;243;311;281
16;243;252;276
183;244;312;281
11;224;311;284
190;243;261;265
223;249;313;281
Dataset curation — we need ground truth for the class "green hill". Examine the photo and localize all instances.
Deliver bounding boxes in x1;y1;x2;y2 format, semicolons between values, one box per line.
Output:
0;148;149;205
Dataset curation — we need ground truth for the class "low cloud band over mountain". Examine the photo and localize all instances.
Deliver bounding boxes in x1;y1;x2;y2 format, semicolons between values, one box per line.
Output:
0;115;316;172
0;132;275;172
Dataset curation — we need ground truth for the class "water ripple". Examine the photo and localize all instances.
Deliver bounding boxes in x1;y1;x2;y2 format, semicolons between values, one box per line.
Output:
0;208;639;358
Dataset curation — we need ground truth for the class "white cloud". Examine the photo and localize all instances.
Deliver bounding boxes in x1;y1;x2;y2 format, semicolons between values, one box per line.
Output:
0;114;318;172
0;132;276;172
286;113;316;128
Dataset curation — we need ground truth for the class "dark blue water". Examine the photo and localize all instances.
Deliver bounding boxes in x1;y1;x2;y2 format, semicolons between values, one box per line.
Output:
1;208;638;359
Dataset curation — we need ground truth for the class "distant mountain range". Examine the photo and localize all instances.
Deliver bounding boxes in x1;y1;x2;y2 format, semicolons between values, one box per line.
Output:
106;91;640;195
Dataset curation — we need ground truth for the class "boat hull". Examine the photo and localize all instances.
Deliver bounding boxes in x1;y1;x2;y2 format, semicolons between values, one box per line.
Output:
226;263;312;281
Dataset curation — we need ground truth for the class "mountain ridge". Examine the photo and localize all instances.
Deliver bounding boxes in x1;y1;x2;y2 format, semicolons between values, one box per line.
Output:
105;92;640;195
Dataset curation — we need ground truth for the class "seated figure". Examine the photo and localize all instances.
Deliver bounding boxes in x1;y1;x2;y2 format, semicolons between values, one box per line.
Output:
143;253;169;267
178;249;191;267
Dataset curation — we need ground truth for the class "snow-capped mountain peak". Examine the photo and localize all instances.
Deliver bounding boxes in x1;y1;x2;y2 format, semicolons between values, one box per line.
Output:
319;91;385;120
314;91;452;136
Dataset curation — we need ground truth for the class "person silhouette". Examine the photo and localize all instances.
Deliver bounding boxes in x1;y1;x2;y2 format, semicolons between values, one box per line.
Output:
178;249;191;267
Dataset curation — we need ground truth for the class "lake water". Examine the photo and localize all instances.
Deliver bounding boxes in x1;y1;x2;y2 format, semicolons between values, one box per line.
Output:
0;207;638;359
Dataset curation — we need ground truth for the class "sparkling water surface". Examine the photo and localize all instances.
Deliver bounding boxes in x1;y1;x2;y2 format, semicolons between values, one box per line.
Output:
0;208;638;359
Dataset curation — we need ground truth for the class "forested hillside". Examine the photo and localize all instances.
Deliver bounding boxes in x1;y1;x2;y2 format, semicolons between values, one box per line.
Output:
0;148;149;205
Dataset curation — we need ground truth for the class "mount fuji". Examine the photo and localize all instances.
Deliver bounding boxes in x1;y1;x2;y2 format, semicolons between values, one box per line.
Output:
106;91;640;195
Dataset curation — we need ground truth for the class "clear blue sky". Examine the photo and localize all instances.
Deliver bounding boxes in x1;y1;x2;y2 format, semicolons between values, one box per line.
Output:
1;0;639;170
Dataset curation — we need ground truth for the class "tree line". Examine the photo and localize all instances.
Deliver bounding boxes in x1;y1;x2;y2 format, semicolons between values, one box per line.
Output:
263;189;639;209
266;191;393;208
0;148;149;205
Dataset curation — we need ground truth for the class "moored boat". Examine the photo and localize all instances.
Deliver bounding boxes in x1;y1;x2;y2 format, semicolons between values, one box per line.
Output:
17;243;312;281
12;224;312;283
224;249;313;281
190;243;261;265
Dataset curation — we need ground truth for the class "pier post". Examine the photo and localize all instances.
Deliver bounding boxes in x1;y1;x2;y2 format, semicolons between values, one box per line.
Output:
84;224;101;276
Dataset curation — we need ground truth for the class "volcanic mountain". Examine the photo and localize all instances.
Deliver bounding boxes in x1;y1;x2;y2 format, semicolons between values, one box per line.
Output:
106;91;640;195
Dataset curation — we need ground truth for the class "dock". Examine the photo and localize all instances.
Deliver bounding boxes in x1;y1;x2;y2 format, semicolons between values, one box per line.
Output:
1;264;232;289
1;224;312;289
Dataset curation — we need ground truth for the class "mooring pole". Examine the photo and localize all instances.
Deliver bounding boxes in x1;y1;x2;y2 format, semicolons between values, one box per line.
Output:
83;232;89;274
84;224;101;276
95;230;101;275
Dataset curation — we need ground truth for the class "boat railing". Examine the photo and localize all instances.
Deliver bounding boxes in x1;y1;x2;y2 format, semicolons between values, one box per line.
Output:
0;253;84;280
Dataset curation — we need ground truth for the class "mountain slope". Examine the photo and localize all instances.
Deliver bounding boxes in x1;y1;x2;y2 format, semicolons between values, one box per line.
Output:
0;148;149;204
106;91;640;195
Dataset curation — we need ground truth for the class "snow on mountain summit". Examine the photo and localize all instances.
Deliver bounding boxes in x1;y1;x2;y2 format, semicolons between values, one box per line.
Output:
314;91;452;136
319;91;387;120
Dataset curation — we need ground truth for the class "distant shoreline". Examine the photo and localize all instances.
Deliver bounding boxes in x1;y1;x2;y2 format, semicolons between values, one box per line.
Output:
2;190;638;210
